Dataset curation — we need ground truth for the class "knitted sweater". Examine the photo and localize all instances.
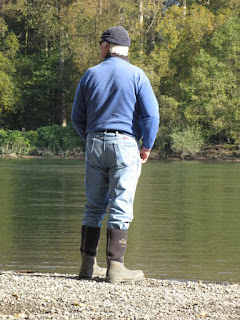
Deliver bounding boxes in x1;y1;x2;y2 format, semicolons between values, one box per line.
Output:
71;56;159;148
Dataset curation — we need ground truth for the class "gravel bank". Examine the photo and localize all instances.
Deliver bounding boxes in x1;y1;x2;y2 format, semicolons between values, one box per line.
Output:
0;271;239;320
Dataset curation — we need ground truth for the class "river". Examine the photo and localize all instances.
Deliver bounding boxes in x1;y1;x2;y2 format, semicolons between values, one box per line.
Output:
0;158;239;282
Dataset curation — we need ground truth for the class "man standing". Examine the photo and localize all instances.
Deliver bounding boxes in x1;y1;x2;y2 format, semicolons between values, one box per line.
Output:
71;26;159;283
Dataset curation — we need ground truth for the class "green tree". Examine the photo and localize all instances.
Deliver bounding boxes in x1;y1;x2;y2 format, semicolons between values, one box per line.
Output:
1;0;239;152
158;4;215;98
1;0;75;129
0;17;19;128
181;11;240;143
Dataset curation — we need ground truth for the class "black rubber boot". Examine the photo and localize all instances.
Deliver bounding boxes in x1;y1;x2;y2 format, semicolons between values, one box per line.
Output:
106;229;144;283
79;226;106;280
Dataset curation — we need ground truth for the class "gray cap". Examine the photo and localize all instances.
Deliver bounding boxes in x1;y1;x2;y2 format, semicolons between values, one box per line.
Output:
101;26;131;47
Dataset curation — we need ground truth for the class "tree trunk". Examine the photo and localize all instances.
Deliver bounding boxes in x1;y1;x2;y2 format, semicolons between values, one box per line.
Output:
182;0;187;18
98;0;102;15
45;39;48;57
58;3;67;127
139;0;144;57
59;29;67;127
25;28;28;54
139;0;143;26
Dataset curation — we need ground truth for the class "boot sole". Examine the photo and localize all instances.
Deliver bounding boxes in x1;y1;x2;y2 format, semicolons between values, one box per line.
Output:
106;275;145;284
78;273;107;280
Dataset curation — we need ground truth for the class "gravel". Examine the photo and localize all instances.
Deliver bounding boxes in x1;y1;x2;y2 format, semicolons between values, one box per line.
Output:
0;271;239;319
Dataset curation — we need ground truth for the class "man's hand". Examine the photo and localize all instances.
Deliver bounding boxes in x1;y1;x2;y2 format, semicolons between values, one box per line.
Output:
140;147;151;163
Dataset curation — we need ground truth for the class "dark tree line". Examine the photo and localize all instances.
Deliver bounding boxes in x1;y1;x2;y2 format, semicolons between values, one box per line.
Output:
0;0;239;153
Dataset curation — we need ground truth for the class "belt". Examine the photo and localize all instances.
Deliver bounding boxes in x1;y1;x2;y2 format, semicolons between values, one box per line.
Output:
98;130;125;134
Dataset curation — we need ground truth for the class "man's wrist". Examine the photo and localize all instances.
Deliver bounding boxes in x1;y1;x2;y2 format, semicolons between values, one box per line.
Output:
141;146;151;151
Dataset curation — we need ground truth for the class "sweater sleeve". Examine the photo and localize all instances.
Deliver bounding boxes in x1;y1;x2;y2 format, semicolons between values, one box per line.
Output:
137;75;160;149
71;79;87;141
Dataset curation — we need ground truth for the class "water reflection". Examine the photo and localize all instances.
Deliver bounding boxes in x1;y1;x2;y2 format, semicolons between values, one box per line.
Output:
0;158;239;282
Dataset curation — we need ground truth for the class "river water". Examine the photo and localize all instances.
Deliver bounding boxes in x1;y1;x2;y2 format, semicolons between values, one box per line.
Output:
0;158;239;282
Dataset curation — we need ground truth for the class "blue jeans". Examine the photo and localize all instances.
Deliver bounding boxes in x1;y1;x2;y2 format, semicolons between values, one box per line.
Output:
82;131;142;230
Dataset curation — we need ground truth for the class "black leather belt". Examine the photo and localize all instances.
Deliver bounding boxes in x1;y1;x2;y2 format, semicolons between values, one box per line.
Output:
98;130;125;134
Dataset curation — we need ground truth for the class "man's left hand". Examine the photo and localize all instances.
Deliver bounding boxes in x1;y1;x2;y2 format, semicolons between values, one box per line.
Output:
140;147;151;163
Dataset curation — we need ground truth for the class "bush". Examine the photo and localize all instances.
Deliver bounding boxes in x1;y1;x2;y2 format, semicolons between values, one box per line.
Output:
170;127;204;159
0;129;31;155
0;125;85;157
34;125;84;156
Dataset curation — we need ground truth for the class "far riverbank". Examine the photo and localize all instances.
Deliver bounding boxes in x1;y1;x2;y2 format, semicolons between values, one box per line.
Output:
1;126;240;162
1;145;240;162
152;145;240;162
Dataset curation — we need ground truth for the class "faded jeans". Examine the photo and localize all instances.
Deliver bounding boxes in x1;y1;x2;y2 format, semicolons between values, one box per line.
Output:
82;131;142;230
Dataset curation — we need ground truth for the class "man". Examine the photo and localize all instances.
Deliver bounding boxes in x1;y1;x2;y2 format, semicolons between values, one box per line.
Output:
71;26;159;283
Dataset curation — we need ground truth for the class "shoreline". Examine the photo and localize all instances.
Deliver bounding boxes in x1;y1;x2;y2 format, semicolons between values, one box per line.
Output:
1;147;240;162
0;271;239;319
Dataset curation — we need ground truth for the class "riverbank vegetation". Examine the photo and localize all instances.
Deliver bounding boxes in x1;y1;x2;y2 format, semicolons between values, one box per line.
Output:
0;1;239;159
0;125;84;158
0;125;239;160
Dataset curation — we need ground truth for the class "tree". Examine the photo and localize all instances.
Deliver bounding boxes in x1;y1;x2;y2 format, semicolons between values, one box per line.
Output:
1;0;75;129
1;0;239;150
180;11;240;143
0;16;19;128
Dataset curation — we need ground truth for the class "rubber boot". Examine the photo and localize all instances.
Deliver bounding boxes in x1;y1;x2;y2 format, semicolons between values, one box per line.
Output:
106;229;144;283
79;226;106;280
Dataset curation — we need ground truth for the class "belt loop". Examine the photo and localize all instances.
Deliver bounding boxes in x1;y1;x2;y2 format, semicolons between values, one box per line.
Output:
103;131;106;151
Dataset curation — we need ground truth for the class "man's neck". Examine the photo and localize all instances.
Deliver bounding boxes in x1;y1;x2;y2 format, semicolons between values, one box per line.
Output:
105;53;129;62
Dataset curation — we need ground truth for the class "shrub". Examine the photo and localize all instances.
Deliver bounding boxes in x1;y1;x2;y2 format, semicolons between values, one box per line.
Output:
169;127;204;159
35;124;84;156
0;129;31;155
0;125;85;157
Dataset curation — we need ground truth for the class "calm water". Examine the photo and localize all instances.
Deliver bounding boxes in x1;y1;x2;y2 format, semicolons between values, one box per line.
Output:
0;158;239;282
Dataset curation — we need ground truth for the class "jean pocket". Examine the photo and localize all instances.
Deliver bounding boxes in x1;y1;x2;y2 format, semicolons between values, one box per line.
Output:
85;138;101;166
113;141;140;168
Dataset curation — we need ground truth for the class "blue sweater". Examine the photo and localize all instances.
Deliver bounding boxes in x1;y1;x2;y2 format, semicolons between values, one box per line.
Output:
71;56;159;149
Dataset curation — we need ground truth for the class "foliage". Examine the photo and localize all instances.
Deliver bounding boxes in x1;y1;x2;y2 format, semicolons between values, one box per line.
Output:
12;52;60;130
0;0;239;152
0;17;19;124
0;125;84;157
180;13;240;144
34;124;84;156
0;129;31;155
169;126;204;158
154;95;184;152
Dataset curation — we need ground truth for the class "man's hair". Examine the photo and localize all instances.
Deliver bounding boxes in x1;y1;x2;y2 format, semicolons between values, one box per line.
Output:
109;44;129;56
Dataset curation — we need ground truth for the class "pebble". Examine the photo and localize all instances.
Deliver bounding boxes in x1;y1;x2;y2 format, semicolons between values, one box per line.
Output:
0;271;239;319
